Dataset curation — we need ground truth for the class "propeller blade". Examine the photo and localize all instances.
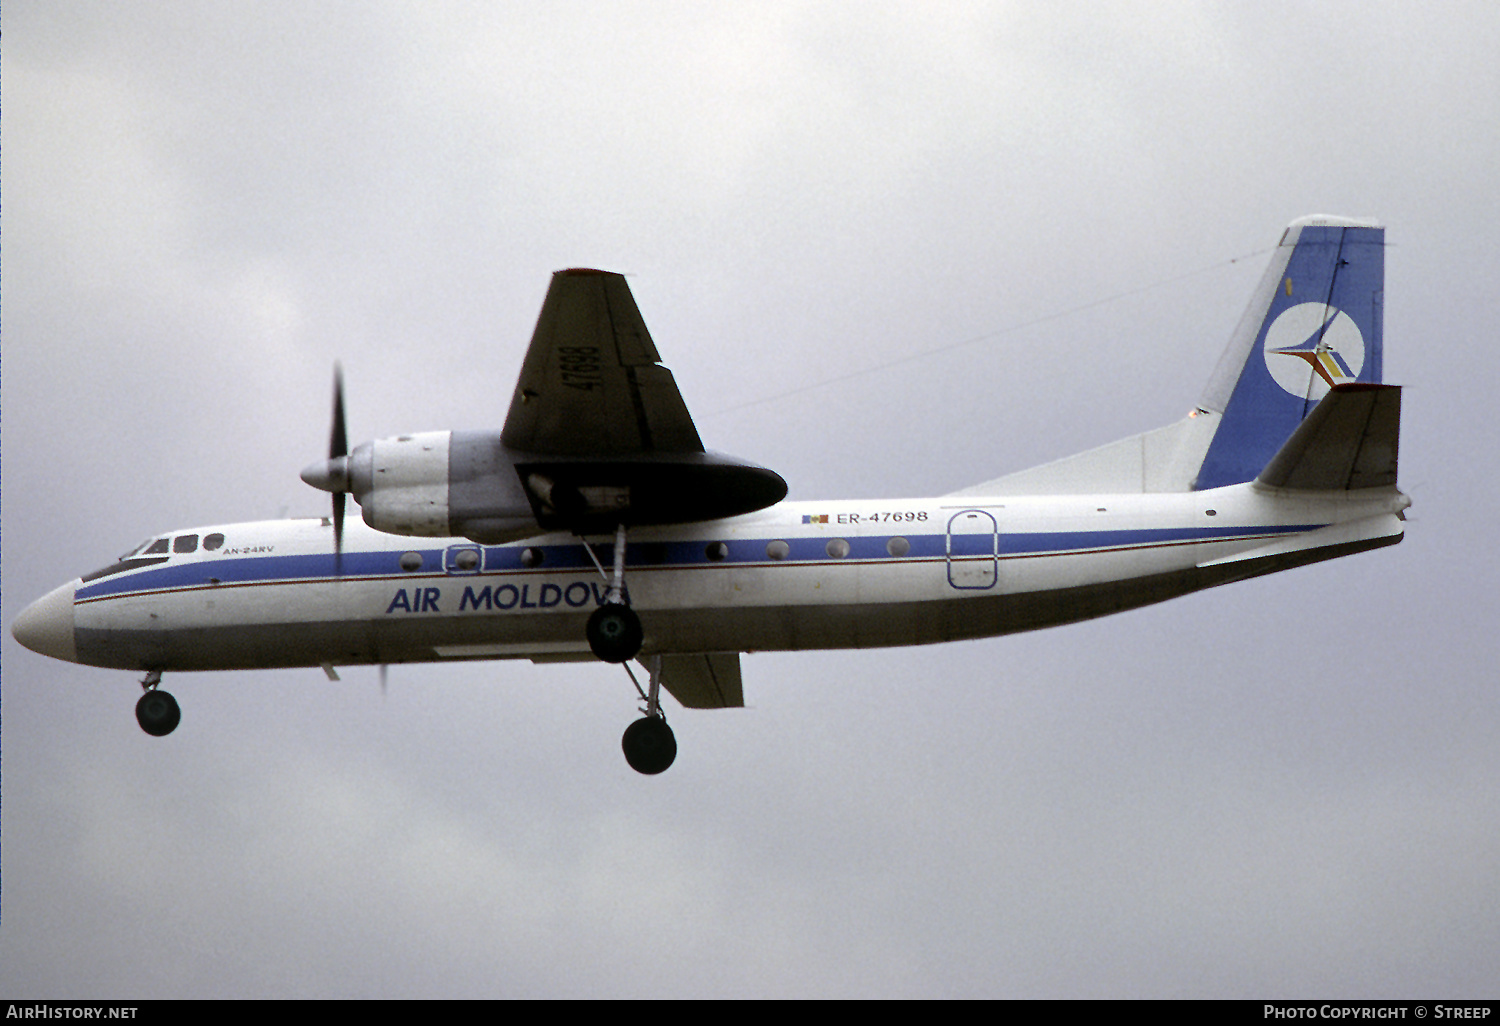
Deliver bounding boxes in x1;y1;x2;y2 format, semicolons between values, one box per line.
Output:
333;491;345;575
329;364;348;573
301;364;355;574
330;362;348;460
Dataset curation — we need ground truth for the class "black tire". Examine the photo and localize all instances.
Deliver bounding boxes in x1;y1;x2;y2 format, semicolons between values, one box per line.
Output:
135;689;181;737
622;716;677;775
586;603;643;663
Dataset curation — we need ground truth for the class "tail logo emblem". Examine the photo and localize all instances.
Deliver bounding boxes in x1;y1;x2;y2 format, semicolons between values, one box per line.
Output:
1263;302;1365;400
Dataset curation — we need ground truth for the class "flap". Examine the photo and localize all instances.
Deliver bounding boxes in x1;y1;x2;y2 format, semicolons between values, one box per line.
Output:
648;652;744;709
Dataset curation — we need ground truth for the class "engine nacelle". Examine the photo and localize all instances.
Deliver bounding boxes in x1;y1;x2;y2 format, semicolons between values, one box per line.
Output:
345;430;542;543
328;429;785;544
348;431;453;536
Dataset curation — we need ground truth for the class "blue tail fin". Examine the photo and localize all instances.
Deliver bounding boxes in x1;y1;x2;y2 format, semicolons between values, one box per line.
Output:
1193;216;1385;490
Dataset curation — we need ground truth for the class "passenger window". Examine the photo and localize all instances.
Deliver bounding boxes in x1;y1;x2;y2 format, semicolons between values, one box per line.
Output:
174;535;199;554
144;538;170;555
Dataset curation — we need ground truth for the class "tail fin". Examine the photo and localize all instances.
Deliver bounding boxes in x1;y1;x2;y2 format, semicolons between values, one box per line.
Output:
1193;215;1385;490
949;215;1388;500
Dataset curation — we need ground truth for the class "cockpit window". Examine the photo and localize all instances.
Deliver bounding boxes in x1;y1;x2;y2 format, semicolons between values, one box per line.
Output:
203;533;225;551
86;534;186;583
81;555;171;583
119;539;153;560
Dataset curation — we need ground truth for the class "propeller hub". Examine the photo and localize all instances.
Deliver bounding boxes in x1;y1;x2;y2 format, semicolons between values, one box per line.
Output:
301;455;351;494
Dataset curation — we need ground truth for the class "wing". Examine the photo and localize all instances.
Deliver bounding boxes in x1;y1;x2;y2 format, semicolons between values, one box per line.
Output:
501;269;704;455
498;269;787;531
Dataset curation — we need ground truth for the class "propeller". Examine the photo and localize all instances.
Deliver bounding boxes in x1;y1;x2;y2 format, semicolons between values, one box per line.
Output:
329;363;347;569
301;363;351;573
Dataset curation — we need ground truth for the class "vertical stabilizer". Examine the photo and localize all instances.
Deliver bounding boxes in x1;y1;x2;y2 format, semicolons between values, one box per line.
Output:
1193;215;1385;490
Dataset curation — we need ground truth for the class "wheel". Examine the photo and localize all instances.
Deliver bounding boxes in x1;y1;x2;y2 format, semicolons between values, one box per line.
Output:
587;603;643;663
622;716;677;775
135;689;181;737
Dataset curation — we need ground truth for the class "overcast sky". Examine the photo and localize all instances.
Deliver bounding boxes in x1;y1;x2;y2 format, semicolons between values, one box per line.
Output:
4;1;1498;998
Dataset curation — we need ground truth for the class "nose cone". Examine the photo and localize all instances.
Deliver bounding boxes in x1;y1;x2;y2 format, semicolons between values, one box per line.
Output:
12;580;78;663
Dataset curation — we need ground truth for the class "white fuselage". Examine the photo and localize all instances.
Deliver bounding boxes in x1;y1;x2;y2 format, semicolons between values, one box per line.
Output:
45;482;1408;673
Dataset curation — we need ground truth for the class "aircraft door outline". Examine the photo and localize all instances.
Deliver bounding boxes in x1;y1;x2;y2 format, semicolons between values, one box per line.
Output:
946;509;998;589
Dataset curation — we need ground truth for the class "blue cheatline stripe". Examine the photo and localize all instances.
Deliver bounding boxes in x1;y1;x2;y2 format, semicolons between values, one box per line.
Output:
73;523;1320;603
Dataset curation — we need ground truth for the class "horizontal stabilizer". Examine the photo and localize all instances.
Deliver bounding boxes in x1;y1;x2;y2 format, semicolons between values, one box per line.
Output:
1256;383;1400;490
651;653;744;709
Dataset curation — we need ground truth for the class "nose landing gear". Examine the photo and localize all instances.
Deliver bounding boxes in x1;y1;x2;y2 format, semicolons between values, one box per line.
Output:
135;670;180;737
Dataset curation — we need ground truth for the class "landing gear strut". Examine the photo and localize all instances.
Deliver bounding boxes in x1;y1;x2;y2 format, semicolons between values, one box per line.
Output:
584;524;642;664
621;654;676;775
135;670;180;737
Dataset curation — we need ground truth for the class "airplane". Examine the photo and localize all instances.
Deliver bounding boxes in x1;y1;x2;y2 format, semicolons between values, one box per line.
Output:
12;215;1408;774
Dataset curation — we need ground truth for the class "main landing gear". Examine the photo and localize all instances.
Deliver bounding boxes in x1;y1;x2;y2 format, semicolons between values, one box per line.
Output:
587;604;643;663
623;715;676;775
583;523;643;664
580;526;673;773
621;655;676;775
135;670;180;737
